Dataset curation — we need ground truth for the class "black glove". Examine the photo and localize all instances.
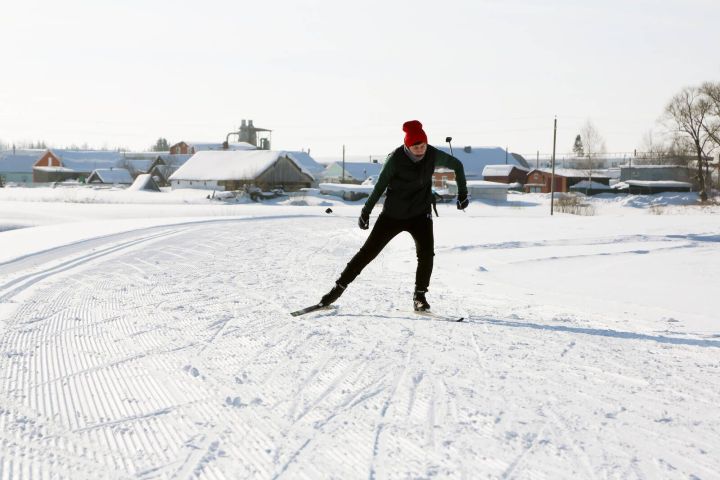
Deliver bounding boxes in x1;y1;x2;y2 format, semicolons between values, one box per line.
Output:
456;193;469;210
358;210;370;230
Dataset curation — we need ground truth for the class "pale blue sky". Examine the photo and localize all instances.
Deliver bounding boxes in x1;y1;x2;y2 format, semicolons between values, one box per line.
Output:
1;0;718;158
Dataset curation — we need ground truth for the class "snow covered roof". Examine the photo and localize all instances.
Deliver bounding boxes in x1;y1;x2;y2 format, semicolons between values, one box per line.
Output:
53;150;124;171
533;168;612;178
128;173;161;191
87;168;133;184
34;166;74;172
448;180;512;190
435;146;526;179
122;152;166;160
624;180;692;187
621;164;689;169
168;150;316;181
285;151;325;176
157;154;193;167
181;142;257;151
482;164;529;177
0;149;45;172
570;180;613;190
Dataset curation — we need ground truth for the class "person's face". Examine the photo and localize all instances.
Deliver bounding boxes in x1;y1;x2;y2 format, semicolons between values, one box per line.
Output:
409;142;427;156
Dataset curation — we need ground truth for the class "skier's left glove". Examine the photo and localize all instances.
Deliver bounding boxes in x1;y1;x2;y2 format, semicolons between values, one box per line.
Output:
358;210;370;230
456;193;469;210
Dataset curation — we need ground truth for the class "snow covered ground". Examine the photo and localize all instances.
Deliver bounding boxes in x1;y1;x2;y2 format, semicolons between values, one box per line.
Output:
0;187;719;479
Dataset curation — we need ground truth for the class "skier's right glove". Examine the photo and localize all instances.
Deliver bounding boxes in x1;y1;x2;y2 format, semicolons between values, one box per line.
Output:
456;193;469;210
358;210;370;230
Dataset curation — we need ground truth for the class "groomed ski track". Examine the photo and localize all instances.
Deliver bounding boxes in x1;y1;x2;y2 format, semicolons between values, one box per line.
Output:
0;215;718;479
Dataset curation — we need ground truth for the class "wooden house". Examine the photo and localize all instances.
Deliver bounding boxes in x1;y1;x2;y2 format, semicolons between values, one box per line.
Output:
524;169;611;193
168;150;320;191
482;164;530;185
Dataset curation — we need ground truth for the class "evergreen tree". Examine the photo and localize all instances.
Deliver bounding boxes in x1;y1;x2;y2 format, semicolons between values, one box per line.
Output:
572;135;584;156
152;138;170;152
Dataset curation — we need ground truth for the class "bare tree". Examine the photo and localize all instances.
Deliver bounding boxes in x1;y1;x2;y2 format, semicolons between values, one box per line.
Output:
704;82;720;189
576;120;607;192
580;120;607;159
664;85;719;201
638;129;672;164
700;82;720;148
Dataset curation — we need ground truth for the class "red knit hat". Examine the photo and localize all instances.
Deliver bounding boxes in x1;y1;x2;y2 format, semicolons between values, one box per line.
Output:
403;120;427;147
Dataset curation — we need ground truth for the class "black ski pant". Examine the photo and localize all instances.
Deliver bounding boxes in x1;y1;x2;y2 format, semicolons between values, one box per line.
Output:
337;212;434;292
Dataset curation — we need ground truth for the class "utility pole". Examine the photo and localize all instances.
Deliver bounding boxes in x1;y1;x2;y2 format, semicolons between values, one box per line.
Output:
505;146;508;164
550;117;557;216
536;150;539;169
342;145;345;183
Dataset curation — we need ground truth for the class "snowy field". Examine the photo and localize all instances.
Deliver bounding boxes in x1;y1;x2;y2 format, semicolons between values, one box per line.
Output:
0;187;719;479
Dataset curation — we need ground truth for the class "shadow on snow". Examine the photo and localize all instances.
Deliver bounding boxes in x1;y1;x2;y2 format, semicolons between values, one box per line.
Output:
471;317;720;348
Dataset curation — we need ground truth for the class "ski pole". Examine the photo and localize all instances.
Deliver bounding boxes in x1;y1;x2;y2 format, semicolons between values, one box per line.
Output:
446;136;466;213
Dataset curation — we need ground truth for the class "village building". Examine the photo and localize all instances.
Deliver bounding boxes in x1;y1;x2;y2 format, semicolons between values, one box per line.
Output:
168;150;322;191
524;168;612;193
0;149;45;184
86;168;134;185
482;164;530;186
145;154;193;187
569;180;614;195
119;152;167;177
615;180;693;194
32;150;124;183
321;161;384;184
620;165;691;183
446;180;510;202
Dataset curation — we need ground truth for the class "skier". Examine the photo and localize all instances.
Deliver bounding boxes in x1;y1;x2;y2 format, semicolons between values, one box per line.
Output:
319;120;469;312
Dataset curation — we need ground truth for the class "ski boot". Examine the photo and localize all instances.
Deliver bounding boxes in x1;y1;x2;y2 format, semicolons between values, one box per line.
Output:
320;282;346;306
413;290;431;312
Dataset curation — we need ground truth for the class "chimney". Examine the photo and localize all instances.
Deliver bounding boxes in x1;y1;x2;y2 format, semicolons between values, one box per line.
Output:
239;120;249;143
248;120;257;147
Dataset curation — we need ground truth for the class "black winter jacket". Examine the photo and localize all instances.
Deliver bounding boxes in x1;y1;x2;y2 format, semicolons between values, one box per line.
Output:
362;145;468;220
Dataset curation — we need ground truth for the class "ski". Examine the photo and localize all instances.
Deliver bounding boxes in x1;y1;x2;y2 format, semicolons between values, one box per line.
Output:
406;309;465;322
290;303;332;317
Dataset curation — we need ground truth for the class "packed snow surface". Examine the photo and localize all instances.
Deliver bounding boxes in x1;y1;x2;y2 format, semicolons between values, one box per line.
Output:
0;187;719;479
